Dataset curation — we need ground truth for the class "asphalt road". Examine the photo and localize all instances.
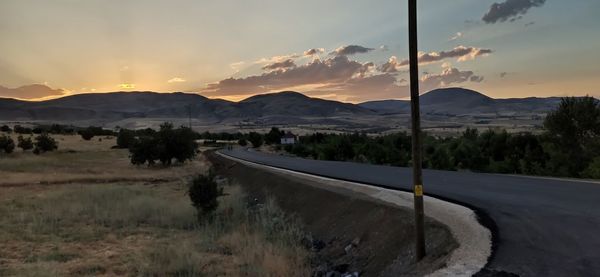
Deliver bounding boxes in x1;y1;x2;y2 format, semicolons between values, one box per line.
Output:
219;148;600;277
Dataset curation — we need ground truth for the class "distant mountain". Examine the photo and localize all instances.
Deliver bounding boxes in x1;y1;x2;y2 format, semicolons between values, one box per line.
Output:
359;87;563;115
236;91;371;117
0;91;373;122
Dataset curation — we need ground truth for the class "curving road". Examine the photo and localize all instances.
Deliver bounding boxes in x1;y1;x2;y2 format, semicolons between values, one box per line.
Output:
219;148;600;277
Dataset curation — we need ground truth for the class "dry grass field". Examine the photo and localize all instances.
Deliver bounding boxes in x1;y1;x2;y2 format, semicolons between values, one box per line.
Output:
0;134;309;276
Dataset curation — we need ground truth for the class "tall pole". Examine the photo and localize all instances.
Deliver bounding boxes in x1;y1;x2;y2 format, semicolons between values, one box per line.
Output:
408;0;426;260
186;104;192;129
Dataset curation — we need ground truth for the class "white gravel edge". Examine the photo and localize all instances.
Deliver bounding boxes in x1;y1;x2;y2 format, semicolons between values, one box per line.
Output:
217;152;491;277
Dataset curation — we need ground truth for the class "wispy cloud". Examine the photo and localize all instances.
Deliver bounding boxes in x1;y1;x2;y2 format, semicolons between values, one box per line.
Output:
379;46;492;73
262;59;296;71
0;84;65;99
167;77;186;83
229;61;246;73
449;32;463;41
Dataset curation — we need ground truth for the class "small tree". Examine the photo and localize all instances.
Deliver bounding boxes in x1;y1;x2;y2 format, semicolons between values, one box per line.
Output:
238;138;248;146
0;135;15;154
17;135;33;151
265;127;284;145
128;123;197;166
116;129;136;149
544;96;600;176
33;133;58;154
129;136;158;165
248;132;263;148
188;172;223;220
79;128;95;141
1;125;11;133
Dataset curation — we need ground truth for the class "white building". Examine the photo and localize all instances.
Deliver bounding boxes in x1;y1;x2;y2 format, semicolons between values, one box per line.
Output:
280;132;297;145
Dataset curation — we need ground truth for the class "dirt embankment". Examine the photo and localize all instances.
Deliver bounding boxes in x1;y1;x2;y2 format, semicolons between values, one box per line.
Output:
208;152;457;276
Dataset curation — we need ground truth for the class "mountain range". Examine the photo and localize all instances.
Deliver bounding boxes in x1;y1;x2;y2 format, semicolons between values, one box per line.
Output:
358;88;564;115
0;88;569;126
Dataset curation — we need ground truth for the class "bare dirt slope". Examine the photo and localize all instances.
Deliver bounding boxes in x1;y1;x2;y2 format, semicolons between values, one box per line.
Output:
209;152;458;276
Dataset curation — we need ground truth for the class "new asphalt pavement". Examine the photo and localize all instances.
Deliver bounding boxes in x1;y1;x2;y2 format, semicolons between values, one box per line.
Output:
219;148;600;277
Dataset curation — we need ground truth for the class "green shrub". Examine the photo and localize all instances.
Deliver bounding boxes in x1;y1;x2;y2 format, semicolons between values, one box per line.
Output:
79;129;95;140
0;134;15;154
238;138;248;146
17;135;33;151
1;125;11;133
188;172;223;218
33;133;58;154
581;157;600;179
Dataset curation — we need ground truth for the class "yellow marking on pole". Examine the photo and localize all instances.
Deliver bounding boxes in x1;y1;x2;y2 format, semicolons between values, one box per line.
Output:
414;185;423;196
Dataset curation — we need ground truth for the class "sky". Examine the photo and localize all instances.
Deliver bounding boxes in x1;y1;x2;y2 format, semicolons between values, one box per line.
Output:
0;0;599;102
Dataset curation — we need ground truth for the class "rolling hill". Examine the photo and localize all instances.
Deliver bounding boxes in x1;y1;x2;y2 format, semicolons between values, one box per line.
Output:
0;91;373;122
359;88;563;115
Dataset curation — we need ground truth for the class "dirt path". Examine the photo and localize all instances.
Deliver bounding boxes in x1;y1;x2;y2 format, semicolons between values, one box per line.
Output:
208;152;457;276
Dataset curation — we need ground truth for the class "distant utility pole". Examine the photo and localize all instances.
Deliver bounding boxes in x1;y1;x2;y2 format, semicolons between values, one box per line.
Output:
186;104;192;129
408;0;426;260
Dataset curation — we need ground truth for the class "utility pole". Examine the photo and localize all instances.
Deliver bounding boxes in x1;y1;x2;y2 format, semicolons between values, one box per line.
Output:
186;104;192;129
408;0;426;260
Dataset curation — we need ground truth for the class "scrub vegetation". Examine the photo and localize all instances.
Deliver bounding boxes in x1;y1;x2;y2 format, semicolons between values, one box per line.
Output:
0;134;309;276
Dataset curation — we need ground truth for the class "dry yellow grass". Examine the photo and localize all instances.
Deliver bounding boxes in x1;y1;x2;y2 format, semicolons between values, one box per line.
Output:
0;134;310;276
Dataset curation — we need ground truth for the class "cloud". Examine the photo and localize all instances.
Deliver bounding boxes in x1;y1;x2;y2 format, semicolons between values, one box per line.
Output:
379;45;389;51
482;0;546;24
379;56;405;73
330;45;374;56
204;55;375;96
303;48;325;56
0;84;65;100
167;77;186;83
230;61;245;72
262;59;296;71
500;72;509;78
449;32;463;41
379;46;492;73
254;53;300;64
420;67;483;91
419;46;493;63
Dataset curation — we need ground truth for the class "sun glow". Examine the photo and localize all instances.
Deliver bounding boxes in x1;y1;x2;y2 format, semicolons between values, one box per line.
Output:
119;83;136;90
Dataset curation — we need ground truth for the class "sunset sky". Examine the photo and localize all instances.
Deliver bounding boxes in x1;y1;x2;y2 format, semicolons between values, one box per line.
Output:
1;0;599;102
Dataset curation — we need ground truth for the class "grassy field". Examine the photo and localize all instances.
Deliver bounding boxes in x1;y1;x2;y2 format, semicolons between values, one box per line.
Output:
0;134;309;276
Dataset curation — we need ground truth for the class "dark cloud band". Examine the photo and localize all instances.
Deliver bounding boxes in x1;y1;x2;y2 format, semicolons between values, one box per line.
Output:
482;0;546;24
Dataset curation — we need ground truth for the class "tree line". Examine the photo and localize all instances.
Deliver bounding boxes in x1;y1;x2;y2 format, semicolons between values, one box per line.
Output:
282;97;600;179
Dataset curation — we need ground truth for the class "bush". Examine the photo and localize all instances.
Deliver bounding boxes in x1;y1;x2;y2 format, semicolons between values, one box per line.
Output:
79;129;95;140
17;135;34;151
129;123;198;166
116;129;136;149
581;157;600;179
34;133;58;154
1;125;11;133
0;134;15;154
13;125;32;134
188;172;223;219
238;138;247;146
